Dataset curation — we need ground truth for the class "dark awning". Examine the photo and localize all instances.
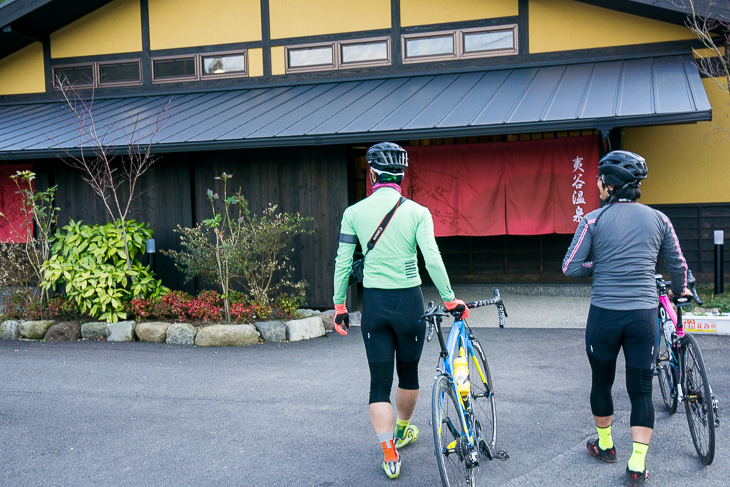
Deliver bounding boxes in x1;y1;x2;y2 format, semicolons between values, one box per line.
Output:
0;54;711;160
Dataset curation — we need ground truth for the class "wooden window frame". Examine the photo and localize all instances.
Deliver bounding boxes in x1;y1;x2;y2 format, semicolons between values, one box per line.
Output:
200;50;248;79
52;63;96;90
151;55;198;83
152;51;249;83
402;24;518;64
97;59;143;87
402;30;458;63
285;42;336;73
285;37;391;73
460;25;518;59
339;37;391;69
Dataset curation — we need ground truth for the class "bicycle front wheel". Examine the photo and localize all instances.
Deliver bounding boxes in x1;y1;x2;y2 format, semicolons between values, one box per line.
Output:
468;336;497;457
682;333;716;465
432;374;475;487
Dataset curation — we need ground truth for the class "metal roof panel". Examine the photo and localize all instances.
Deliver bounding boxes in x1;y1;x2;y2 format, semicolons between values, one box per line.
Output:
0;54;712;158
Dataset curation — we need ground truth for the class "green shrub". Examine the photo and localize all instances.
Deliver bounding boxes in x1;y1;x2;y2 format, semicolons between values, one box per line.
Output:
41;219;166;323
692;284;730;313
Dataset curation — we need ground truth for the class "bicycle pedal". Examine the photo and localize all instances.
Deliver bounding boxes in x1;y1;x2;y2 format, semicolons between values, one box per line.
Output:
495;450;510;461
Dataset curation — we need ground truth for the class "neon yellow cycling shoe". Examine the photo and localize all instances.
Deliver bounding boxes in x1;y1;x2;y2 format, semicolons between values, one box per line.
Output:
395;424;419;449
382;448;401;479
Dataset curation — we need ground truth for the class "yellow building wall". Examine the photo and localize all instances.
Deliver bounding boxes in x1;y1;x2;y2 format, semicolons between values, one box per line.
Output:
271;46;286;76
0;43;46;95
50;0;141;58
529;0;696;53
269;0;390;39
401;0;518;27
149;0;261;50
248;48;264;77
623;79;730;205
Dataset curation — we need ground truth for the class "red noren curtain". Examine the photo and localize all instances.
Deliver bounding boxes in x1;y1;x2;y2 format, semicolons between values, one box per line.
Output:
372;136;599;236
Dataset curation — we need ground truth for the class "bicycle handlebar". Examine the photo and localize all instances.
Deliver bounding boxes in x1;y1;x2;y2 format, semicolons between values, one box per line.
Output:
656;270;703;306
421;289;507;343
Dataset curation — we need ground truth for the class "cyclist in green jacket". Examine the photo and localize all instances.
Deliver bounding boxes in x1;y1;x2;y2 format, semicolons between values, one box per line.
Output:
332;142;468;479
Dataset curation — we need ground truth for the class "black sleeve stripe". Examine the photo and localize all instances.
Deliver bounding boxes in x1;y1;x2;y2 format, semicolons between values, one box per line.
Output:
339;233;358;244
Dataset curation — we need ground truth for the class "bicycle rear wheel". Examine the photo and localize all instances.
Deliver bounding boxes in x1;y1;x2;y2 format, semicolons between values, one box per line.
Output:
432;374;475;487
467;336;497;457
682;333;716;465
656;322;678;414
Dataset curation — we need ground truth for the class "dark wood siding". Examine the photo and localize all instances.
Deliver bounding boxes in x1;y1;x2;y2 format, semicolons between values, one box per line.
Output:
34;146;348;308
652;203;730;283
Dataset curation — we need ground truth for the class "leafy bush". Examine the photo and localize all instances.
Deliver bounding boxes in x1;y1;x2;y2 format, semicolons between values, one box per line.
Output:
162;173;312;320
692;284;730;313
1;291;79;321
41;219;166;323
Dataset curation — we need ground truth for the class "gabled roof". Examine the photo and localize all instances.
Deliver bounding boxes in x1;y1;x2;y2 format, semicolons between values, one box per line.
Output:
0;54;711;159
0;0;115;59
577;1;730;23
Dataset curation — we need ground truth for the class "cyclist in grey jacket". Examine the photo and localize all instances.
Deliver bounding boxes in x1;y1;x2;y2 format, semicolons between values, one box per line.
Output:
562;150;688;487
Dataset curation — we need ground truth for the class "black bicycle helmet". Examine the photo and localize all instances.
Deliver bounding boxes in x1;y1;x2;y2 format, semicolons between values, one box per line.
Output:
366;142;408;176
598;150;647;188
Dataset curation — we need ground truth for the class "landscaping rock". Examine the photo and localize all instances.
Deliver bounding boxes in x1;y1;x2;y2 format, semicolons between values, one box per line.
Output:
166;323;196;346
19;320;55;339
286;316;325;341
81;322;109;340
255;320;287;343
1;320;21;340
297;308;321;318
319;310;336;331
136;322;169;343
44;322;81;342
195;324;259;347
107;321;136;342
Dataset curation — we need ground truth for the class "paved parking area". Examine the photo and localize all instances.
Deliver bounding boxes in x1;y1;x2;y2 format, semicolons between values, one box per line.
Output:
2;321;728;486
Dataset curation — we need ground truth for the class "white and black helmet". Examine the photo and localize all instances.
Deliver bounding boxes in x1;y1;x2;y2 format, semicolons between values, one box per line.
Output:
366;142;408;178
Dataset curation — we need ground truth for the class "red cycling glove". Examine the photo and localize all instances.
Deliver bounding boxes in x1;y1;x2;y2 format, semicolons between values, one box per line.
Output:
445;298;470;319
334;303;350;335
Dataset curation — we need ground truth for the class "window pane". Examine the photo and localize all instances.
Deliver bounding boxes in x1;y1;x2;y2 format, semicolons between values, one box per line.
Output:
202;54;245;75
99;62;140;84
341;41;388;64
153;58;195;79
54;65;94;86
464;30;514;53
405;35;454;58
288;46;333;68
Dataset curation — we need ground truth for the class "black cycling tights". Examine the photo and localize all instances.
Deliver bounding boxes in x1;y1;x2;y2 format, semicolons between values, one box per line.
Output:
586;305;658;428
361;286;425;404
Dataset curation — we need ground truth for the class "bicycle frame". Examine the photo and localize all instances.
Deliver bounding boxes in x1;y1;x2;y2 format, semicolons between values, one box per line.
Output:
657;278;686;401
425;291;507;465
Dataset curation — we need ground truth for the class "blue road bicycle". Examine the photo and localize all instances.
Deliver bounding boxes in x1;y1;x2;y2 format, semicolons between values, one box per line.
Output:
421;290;509;487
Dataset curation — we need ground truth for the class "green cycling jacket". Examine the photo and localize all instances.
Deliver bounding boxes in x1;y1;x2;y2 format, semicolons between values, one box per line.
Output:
333;187;455;305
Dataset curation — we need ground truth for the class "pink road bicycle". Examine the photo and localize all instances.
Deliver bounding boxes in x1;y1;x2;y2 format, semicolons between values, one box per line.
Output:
654;270;719;465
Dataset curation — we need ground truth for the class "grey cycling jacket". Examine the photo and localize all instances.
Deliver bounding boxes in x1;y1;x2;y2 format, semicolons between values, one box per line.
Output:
562;201;688;310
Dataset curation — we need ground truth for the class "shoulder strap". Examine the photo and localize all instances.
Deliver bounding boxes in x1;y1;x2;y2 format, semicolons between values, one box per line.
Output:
365;196;406;252
593;202;615;228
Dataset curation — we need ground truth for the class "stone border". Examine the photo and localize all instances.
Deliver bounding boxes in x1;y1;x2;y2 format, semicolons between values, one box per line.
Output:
0;308;362;347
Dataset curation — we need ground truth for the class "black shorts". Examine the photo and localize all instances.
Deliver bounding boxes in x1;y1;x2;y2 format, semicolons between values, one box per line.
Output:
361;286;426;365
585;305;658;369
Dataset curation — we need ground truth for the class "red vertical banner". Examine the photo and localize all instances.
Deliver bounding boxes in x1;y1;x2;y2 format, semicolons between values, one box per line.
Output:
401;144;506;236
0;164;33;243
365;136;599;236
504;136;599;234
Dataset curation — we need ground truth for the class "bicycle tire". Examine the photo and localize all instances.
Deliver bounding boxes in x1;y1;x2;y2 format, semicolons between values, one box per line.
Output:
432;374;475;487
468;336;497;456
682;333;716;465
656;319;678;414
